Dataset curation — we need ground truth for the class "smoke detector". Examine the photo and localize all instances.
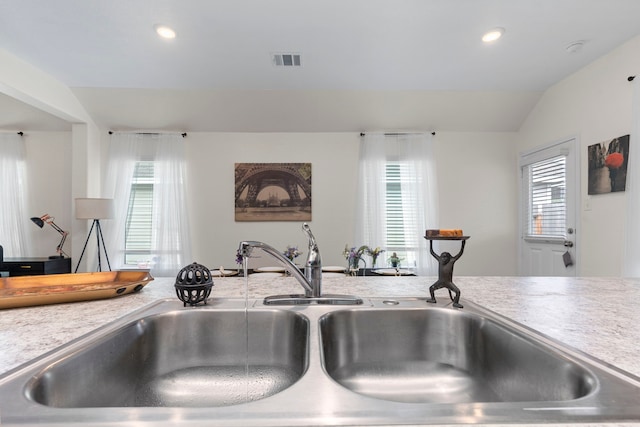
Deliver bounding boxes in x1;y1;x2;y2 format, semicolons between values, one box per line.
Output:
272;53;302;67
566;40;586;54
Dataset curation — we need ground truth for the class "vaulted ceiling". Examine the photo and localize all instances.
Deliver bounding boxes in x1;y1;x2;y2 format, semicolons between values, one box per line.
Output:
1;0;639;132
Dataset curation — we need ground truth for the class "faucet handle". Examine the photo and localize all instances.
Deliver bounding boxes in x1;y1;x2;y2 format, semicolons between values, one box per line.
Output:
302;223;317;248
301;223;321;269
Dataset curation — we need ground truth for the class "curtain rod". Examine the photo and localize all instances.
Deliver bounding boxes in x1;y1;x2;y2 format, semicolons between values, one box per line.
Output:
360;131;436;136
629;76;636;82
109;131;187;137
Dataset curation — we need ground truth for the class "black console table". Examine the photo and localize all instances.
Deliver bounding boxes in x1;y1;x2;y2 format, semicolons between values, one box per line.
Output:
3;257;72;276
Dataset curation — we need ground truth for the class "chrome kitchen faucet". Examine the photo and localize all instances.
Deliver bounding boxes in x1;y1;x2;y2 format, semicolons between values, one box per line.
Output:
239;223;362;305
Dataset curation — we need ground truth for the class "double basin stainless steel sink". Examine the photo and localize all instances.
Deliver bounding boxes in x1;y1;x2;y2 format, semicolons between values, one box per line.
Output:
1;297;639;426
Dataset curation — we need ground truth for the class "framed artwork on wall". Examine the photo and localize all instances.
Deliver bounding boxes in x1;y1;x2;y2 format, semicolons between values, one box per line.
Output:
587;134;630;195
234;163;312;221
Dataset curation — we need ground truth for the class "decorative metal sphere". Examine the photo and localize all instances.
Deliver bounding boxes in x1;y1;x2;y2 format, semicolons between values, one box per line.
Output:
174;262;214;306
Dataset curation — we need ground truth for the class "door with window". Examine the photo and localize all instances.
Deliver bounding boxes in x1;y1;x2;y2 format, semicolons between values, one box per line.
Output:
519;138;578;276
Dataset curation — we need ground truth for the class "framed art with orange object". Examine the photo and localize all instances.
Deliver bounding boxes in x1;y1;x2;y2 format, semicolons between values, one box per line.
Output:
587;134;630;195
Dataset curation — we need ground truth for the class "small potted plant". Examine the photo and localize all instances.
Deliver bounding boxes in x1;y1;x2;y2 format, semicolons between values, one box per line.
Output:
283;245;301;262
343;245;368;274
388;252;403;268
366;246;385;268
235;249;244;273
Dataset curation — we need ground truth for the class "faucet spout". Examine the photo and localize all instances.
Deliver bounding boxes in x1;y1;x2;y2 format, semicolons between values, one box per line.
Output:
238;240;314;295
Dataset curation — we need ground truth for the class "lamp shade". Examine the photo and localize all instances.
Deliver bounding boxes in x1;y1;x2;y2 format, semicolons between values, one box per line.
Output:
75;198;115;220
30;217;45;228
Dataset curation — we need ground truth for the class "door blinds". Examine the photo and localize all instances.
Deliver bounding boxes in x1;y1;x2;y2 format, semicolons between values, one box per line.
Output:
523;155;567;239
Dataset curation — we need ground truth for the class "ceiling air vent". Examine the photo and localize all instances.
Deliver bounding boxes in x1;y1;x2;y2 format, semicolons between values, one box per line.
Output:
272;53;301;67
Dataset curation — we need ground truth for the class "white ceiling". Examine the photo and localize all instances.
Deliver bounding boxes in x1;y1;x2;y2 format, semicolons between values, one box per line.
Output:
1;0;639;132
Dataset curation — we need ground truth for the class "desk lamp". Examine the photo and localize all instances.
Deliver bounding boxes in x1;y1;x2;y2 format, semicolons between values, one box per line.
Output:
30;214;69;259
75;198;114;272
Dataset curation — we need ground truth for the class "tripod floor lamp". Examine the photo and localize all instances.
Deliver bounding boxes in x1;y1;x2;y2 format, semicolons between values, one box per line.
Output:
75;198;114;273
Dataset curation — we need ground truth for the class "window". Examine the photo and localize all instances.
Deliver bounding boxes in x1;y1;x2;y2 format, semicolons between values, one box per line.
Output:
523;155;567;239
385;162;420;267
105;133;191;276
356;133;437;275
124;161;154;266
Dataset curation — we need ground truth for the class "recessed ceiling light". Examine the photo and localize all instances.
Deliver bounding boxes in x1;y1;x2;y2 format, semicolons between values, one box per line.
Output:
155;24;176;39
482;27;505;43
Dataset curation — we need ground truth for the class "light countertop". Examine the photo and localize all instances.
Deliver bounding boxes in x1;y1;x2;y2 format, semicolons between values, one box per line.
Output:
1;274;639;425
2;275;640;377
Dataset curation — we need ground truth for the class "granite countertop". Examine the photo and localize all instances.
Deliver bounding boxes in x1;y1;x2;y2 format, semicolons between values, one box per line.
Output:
2;275;640;377
1;274;639;426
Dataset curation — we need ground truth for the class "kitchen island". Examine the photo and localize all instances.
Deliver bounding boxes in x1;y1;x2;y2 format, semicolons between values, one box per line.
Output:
1;275;639;425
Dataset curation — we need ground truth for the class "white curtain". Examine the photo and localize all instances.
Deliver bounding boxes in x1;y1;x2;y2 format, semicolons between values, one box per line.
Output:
355;133;439;275
0;133;30;256
623;78;640;276
103;133;192;277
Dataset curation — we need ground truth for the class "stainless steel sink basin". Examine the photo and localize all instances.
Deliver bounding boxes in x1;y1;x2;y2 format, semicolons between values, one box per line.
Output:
1;297;640;426
26;300;309;408
320;308;594;404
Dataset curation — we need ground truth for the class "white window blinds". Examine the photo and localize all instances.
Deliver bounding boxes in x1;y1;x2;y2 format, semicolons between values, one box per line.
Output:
385;163;404;248
523;155;567;239
385;163;419;260
124;161;154;264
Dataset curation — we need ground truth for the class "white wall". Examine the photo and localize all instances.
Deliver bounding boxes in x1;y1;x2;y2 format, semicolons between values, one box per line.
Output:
14;129;519;274
17;130;517;276
23;131;73;258
517;35;640;276
435;132;518;276
185;132;360;269
184;132;518;274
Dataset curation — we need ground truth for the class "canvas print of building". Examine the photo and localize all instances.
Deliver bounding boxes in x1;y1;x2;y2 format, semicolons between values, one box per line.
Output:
588;134;630;195
235;163;312;221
